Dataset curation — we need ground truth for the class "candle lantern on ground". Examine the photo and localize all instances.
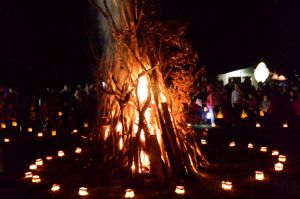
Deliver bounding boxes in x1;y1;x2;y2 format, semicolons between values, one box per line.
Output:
274;162;284;171
51;184;61;192
260;147;267;152
248;143;253;149
278;155;286;162
78;187;89;196
221;181;232;190
175;186;185;195
255;171;264;180
272;150;279;156
32;175;41;183
125;189;135;198
58;150;65;157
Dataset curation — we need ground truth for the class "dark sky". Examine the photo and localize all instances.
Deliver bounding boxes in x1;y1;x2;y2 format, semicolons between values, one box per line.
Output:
1;0;300;87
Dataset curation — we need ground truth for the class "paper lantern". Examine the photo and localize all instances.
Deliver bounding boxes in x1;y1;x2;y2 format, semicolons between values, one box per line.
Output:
125;188;135;198
32;175;41;183
1;123;6;129
254;62;269;83
221;181;232;190
46;156;53;160
274;162;284;171
229;142;235;147
248;143;254;149
4;138;10;143
175;186;185;195
29;164;37;170
58;150;65;157
51;184;61;192
216;109;224;119
25;172;33;178
272;150;279;156
256;123;261;128
75;147;82;154
12;121;18;127
28;127;33;132
241;110;248;118
260;147;267;152
282;123;288;128
37;132;43;137
72;129;78;134
278;155;286;162
259;110;264;117
58;111;63;117
84;122;89;128
201;139;207;145
52;130;57;136
78;187;89;196
255;171;264;181
35;158;43;166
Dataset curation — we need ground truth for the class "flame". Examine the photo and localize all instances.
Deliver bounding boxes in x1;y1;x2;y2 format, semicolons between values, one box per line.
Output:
140;150;150;169
119;138;123;150
137;76;149;103
160;93;167;103
116;122;123;132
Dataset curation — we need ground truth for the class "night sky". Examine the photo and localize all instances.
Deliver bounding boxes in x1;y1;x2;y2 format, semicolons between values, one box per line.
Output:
1;0;300;87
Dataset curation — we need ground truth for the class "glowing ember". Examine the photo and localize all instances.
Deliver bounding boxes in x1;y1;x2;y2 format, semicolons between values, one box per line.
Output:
75;147;82;154
116;122;122;132
248;143;254;149
46;156;53;160
221;181;232;190
274;162;284;171
160;93;167;103
256;123;261;128
28;127;33;132
84;122;89;128
78;187;89;196
12;121;18;127
137;76;149;103
58;111;63;117
282;123;288;128
125;189;135;198
25;172;33;178
272;150;279;156
29;164;37;170
229;142;235;147
58;150;65;157
51;184;61;192
255;171;264;181
260;147;267;152
51;130;57;136
32;175;41;183
201;139;207;145
37;132;43;137
1;123;6;129
35;158;43;166
278;155;286;162
4;138;10;143
119;138;123;150
175;186;185;195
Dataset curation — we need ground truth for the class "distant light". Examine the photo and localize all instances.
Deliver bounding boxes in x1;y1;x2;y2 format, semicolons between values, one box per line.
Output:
58;150;65;157
51;184;61;192
274;162;284;171
248;143;254;149
221;181;232;190
78;187;89;196
25;171;33;178
278;155;286;162
260;146;267;152
254;62;269;83
125;188;135;198
272;150;279;156
278;75;286;81
201;139;207;145
255;171;264;181
175;186;185;195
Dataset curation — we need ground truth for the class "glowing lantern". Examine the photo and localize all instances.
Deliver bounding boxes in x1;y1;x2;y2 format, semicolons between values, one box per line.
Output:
72;129;78;134
32;175;41;183
278;155;286;162
260;147;267;152
35;158;43;166
29;164;37;170
254;62;269;83
256;123;261;128
58;111;63;117
274;162;284;171
51;130;57;136
221;181;232;190
28;127;33;132
278;75;286;81
175;186;185;195
75;147;82;154
25;172;33;178
211;123;216;127
78;187;89;196
282;123;288;128
216;109;224;119
12;121;18;127
259;110;264;117
229;142;235;147
272;150;279;156
241;110;248;118
201;139;207;145
1;123;6;129
4;138;10;143
58;150;65;157
187;123;192;128
84;122;88;128
125;188;135;198
46;156;53;160
37;132;43;137
51;184;61;192
248;143;254;149
255;171;264;181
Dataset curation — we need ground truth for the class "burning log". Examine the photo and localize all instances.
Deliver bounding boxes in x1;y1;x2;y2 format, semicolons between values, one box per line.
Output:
88;0;208;182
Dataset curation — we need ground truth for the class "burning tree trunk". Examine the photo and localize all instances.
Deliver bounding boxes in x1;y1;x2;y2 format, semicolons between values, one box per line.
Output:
89;0;208;182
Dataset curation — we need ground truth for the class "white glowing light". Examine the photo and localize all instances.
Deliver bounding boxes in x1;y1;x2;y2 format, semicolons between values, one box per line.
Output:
229;142;235;147
75;147;82;154
25;172;33;178
51;184;61;192
201;139;207;145
254;62;269;83
46;156;53;160
58;150;65;157
32;175;41;183
221;181;232;190
4;138;10;143
278;155;286;162
125;189;135;198
175;186;185;195
255;171;264;181
137;76;149;103
274;162;284;171
272;150;279;156
248;143;254;149
260;146;267;152
78;187;89;196
35;158;43;166
29;164;37;170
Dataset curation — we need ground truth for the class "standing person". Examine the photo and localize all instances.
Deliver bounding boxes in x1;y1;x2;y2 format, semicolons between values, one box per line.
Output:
231;83;243;126
206;84;215;126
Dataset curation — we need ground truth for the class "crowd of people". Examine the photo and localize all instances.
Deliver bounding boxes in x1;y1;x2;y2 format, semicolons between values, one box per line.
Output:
0;84;98;131
192;76;300;127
